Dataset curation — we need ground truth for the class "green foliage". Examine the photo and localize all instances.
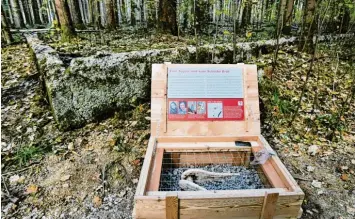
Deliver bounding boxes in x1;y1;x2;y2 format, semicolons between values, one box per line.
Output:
15;143;50;167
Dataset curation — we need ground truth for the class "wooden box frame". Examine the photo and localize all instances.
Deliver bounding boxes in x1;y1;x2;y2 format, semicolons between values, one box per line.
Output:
133;64;304;219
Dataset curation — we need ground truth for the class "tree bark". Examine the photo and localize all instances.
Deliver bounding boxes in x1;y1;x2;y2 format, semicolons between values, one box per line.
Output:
54;0;76;41
30;0;41;24
300;0;317;52
105;0;117;29
241;0;252;30
131;0;136;26
10;0;25;28
70;0;84;28
158;0;177;35
1;7;14;44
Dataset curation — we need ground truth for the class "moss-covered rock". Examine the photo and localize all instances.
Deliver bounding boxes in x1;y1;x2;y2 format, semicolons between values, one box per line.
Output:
26;33;306;130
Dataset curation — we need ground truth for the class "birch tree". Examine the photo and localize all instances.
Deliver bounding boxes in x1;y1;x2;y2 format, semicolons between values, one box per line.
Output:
10;0;25;28
1;7;14;44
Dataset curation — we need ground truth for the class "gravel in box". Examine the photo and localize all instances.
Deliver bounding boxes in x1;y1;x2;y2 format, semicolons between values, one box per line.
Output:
159;164;266;191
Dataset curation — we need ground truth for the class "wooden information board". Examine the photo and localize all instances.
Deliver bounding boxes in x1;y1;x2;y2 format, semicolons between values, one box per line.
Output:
134;63;304;219
151;63;261;137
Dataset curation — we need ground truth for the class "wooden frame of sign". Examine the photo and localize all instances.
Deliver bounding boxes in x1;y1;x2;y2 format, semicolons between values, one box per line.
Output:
133;64;304;219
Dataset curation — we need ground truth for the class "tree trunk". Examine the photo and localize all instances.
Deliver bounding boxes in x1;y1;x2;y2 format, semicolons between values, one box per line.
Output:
283;0;294;34
19;0;30;25
158;0;177;35
4;0;14;25
131;0;136;26
300;0;316;52
1;7;14;44
70;0;84;28
30;0;41;24
105;0;117;29
54;0;76;41
10;0;25;28
241;0;252;30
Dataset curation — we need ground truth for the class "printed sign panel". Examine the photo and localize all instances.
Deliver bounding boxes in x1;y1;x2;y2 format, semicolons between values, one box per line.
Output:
167;67;245;121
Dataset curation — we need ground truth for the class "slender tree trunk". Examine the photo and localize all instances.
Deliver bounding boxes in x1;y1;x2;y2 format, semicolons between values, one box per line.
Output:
283;0;294;34
5;0;14;25
158;0;178;35
37;0;45;23
18;0;29;25
300;0;316;52
30;0;41;24
1;7;14;44
10;0;25;28
131;0;136;25
241;0;252;30
69;0;84;28
54;0;76;41
105;0;117;29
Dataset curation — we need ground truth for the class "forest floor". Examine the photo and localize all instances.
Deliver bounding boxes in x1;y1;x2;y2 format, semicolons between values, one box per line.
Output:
1;38;354;218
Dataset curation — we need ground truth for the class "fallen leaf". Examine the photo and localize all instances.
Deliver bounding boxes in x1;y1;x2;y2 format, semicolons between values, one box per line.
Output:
307;166;315;172
60;175;71;182
93;196;102;207
26;184;38;194
68;142;74;151
311;180;322;188
9;175;20;184
341;174;349;181
308;145;319;156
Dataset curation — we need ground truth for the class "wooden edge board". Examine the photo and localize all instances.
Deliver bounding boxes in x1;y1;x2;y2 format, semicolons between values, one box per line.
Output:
146;148;164;192
136;190;302;200
135;137;157;196
145;188;287;199
258;135;304;194
251;146;288;189
166;192;178;219
260;192;279;219
164;148;250;153
163;62;170;133
157;136;259;143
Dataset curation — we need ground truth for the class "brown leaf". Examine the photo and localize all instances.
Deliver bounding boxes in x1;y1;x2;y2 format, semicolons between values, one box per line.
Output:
93;196;102;207
341;174;349;181
26;184;38;194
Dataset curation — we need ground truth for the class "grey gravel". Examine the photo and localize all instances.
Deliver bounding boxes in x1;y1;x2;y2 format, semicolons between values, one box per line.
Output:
159;164;266;191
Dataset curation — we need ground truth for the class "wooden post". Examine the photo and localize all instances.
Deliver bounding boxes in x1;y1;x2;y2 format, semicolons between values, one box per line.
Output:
260;192;279;219
166;193;178;219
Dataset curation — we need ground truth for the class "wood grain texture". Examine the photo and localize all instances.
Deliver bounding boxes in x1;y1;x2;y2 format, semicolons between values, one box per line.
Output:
260;192;279;219
166;193;179;219
135;138;157;196
146;148;164;192
136;189;303;219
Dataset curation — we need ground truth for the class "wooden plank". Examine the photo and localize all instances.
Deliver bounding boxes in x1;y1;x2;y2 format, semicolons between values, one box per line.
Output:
157;136;259;143
258;135;304;193
252;146;287;189
147;188;287;199
244;64;249;133
166;193;179;219
135;137;157;196
146;148;164;192
260;192;279;219
137;190;302;219
158;141;251;151
163;62;170;133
